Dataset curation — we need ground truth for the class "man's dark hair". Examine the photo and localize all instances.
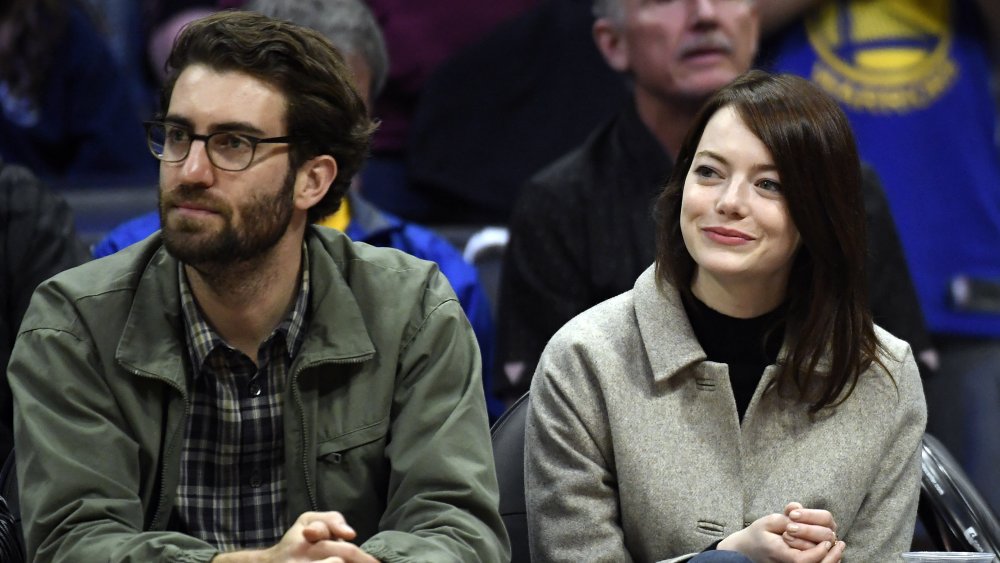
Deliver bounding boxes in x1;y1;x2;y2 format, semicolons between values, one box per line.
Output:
161;10;376;221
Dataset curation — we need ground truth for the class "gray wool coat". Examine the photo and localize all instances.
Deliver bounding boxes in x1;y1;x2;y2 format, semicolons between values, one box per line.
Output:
525;267;926;563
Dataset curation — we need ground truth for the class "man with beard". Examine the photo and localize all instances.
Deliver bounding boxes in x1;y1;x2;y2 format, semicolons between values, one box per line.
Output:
7;11;508;563
495;0;934;403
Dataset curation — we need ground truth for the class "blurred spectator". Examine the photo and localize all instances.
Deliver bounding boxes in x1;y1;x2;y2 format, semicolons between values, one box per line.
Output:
358;0;539;221
95;0;506;419
0;159;90;463
495;0;932;404
365;0;537;157
80;0;157;117
761;0;1000;513
147;1;218;82
0;0;156;187
403;0;630;223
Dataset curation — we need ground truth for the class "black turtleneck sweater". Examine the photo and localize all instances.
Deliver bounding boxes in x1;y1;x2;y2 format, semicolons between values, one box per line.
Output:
682;295;786;422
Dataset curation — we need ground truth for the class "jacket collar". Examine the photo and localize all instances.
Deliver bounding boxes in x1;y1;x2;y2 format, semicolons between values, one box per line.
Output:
632;266;707;385
293;227;376;366
633;265;818;388
633;264;708;383
116;228;376;389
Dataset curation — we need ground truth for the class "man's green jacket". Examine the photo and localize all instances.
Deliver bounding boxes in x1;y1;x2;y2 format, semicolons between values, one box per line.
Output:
9;226;510;562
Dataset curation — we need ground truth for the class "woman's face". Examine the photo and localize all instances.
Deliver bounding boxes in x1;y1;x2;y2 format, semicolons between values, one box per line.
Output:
679;105;801;314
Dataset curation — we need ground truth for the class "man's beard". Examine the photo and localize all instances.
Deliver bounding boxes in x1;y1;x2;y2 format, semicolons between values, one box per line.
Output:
159;168;296;266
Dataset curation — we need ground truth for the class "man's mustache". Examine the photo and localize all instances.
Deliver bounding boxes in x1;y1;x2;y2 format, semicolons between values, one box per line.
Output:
678;33;733;58
161;186;228;215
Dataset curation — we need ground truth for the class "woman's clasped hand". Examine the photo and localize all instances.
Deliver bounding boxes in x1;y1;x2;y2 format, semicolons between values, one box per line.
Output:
718;503;844;563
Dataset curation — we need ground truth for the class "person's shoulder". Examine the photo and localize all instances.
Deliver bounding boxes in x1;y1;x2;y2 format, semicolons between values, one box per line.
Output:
19;236;167;333
48;235;162;297
858;324;925;402
394;222;479;286
546;290;638;355
526;119;615;197
0;161;56;212
316;225;439;272
311;226;455;304
872;324;915;369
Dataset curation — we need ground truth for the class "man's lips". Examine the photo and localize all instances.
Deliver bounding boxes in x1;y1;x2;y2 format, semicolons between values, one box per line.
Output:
171;202;221;216
683;47;729;59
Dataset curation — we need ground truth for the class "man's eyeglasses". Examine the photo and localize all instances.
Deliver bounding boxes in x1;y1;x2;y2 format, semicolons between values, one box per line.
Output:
144;121;295;172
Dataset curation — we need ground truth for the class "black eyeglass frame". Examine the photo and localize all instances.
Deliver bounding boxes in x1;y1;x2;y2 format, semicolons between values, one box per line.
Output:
143;120;297;172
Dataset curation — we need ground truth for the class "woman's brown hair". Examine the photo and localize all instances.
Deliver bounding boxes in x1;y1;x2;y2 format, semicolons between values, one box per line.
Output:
654;70;884;413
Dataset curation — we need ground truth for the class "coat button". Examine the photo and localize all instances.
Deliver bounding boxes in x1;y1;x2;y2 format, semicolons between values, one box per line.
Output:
249;469;263;488
249;382;262;396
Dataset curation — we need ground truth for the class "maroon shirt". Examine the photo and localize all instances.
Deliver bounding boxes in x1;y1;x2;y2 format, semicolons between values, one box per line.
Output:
366;0;536;153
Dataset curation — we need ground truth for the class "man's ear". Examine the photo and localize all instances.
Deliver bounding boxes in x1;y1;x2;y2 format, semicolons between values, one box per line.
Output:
294;155;337;211
593;17;630;73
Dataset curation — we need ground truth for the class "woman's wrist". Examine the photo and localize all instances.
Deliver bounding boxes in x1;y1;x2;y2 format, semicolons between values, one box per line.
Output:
717;530;744;553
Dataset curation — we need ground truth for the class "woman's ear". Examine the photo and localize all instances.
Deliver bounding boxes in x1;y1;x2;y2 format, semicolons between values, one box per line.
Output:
294;155;338;211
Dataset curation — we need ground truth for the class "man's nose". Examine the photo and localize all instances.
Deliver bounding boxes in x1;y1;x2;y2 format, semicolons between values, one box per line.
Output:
178;140;215;187
690;0;720;22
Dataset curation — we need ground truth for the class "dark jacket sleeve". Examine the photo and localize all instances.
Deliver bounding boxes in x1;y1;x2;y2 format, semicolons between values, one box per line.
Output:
495;172;595;402
860;165;934;365
0;161;89;459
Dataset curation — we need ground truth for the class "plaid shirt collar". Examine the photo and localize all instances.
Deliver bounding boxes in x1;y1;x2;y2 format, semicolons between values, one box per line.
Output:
179;245;311;376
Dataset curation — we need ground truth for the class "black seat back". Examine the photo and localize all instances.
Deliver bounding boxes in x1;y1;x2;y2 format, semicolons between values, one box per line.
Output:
491;393;530;563
918;433;1000;555
0;451;23;562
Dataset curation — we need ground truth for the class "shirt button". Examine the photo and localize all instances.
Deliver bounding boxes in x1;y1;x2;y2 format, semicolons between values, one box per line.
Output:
249;382;262;396
249;469;263;488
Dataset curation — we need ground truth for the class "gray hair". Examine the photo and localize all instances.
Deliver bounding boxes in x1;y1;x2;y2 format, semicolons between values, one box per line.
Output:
592;0;624;23
243;0;389;97
593;0;754;24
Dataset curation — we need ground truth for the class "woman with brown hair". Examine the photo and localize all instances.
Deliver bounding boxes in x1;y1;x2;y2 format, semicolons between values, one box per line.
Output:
525;71;926;563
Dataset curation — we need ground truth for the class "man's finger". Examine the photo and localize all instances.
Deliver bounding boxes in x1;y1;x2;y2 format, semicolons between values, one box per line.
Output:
302;512;357;542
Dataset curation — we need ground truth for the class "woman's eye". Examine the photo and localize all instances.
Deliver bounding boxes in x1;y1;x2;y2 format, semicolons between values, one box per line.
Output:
694;165;719;178
757;179;781;192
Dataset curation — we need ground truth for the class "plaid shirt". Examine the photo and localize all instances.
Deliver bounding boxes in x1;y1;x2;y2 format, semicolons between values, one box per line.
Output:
174;252;310;550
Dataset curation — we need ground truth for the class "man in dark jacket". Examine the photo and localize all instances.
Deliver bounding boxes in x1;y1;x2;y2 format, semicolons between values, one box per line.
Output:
0;159;89;462
495;0;934;402
9;12;508;563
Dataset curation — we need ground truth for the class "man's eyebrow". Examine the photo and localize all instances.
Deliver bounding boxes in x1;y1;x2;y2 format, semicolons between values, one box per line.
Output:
162;115;194;129
209;121;269;136
160;116;268;137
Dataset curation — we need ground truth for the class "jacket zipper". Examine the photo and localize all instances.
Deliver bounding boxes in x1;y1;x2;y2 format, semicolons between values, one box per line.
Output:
129;367;189;531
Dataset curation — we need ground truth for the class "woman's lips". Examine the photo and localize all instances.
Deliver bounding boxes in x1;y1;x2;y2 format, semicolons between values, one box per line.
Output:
703;226;754;245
